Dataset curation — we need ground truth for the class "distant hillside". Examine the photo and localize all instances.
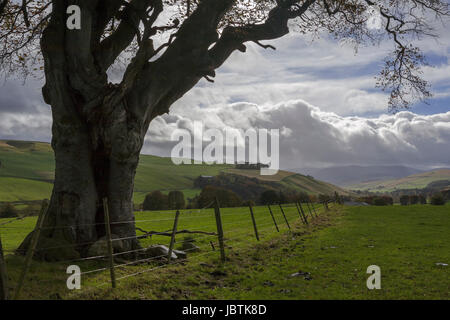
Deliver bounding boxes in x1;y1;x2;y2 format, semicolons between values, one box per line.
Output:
347;169;450;192
0;140;348;203
291;165;424;186
219;168;351;200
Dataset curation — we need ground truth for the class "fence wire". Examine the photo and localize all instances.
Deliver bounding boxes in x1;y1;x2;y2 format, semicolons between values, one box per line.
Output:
0;199;338;298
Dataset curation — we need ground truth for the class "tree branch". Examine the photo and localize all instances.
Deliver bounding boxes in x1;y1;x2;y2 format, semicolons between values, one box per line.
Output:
209;0;316;70
0;0;8;16
97;0;157;72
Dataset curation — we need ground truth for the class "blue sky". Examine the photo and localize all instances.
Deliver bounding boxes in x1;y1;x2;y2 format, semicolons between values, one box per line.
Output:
176;27;450;119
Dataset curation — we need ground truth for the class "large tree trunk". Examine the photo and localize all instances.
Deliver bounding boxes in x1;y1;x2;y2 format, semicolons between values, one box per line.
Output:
18;102;142;260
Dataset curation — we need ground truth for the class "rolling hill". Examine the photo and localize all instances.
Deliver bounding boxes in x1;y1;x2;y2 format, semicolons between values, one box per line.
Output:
290;165;424;186
347;169;450;192
0;140;348;203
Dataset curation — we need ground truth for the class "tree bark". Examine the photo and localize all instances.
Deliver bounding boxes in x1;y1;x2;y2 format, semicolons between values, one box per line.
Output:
16;2;143;259
18;100;142;259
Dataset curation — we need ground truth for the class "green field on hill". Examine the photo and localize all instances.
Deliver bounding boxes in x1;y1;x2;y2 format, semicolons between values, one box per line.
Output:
1;203;448;299
0;140;231;203
0;140;346;204
348;169;450;192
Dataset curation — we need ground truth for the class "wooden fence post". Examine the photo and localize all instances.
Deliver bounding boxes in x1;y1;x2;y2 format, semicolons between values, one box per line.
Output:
278;204;291;230
167;210;181;263
248;204;260;241
267;205;279;232
297;202;309;225
295;202;307;224
309;199;318;217
103;198;116;289
213;198;226;263
0;233;8;300
14;200;49;300
305;201;314;218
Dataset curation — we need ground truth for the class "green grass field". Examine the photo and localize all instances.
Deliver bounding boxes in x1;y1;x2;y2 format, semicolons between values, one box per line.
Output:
0;203;448;300
0;140;230;202
0;140;351;204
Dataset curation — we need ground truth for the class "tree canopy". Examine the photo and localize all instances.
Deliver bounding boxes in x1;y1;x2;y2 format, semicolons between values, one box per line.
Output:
0;0;449;112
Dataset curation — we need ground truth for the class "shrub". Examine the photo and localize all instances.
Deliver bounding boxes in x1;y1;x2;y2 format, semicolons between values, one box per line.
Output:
409;195;419;205
289;191;309;203
142;191;169;211
383;196;394;205
373;196;393;206
278;191;287;204
399;195;410;206
318;194;331;203
430;193;445;206
260;190;279;205
334;192;343;204
242;200;256;207
168;191;185;210
198;186;242;208
419;194;427;204
373;197;385;206
0;203;18;218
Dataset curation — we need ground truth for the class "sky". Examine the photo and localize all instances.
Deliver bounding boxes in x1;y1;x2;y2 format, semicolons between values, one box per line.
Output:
0;13;449;170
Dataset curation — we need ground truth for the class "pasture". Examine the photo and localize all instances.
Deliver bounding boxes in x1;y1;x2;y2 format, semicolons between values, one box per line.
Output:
0;203;449;299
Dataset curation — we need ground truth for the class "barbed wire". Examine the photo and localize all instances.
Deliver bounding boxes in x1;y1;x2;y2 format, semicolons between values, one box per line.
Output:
3;202;337;298
18;218;302;288
0;200;333;282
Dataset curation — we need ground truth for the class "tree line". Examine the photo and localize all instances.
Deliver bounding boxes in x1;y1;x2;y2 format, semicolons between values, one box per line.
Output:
139;186;330;211
356;193;447;206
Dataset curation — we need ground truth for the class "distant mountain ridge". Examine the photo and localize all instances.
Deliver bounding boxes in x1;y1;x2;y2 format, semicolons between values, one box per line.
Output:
346;169;450;192
290;165;426;186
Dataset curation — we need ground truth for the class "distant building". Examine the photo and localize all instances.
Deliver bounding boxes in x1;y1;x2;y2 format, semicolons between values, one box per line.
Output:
235;162;269;170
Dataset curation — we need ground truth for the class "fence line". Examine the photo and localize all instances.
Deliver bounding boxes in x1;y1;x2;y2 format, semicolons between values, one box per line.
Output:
0;199;338;298
0;233;8;300
95;221;289;292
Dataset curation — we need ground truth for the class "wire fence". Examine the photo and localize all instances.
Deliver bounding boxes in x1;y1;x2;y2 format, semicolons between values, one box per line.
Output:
0;197;338;299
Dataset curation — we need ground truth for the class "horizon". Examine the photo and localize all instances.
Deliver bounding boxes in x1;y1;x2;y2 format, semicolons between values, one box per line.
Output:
2;138;450;174
2;27;450;170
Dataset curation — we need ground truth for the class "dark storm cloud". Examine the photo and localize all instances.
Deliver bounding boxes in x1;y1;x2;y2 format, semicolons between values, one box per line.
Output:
0;79;45;114
0;79;51;142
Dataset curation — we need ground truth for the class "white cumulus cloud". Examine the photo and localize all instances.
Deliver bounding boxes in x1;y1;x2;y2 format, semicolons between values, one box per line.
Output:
142;100;450;169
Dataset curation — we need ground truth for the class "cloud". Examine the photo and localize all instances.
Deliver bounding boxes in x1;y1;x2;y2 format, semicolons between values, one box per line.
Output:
0;16;449;170
142;100;450;169
0;108;52;141
170;35;392;116
171;16;450;117
0;79;44;114
1;82;448;171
